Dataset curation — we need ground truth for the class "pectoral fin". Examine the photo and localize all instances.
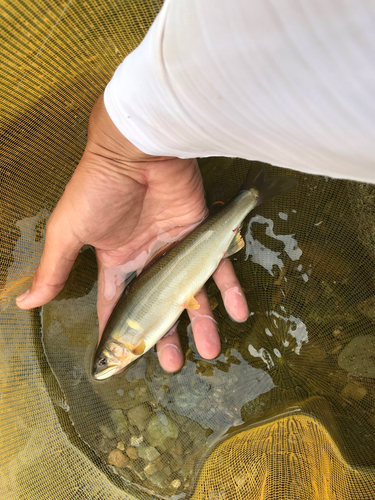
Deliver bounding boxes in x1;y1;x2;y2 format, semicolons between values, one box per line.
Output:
224;231;245;257
183;294;200;310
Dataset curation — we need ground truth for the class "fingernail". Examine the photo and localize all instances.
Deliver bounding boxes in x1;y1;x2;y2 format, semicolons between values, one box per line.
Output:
16;289;30;302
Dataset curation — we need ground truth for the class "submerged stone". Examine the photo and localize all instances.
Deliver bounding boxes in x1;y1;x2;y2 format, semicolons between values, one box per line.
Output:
107;449;130;468
138;444;160;462
127;403;152;431
146;412;179;450
338;334;375;377
110;409;128;437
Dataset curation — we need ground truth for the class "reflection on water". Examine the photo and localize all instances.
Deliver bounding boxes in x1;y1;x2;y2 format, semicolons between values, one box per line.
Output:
39;164;375;498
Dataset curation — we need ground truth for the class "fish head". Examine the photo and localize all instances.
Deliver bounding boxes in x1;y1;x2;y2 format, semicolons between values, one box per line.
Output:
92;339;137;380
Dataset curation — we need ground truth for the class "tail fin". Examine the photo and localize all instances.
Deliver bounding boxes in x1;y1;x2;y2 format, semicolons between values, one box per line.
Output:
240;162;298;205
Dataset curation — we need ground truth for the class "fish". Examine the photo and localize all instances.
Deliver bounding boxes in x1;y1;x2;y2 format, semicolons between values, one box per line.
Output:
92;164;297;380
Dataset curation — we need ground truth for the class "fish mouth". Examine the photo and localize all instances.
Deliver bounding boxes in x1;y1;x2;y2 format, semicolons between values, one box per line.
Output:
92;365;122;381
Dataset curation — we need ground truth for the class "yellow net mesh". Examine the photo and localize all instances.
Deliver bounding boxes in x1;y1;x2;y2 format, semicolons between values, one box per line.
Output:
2;1;375;499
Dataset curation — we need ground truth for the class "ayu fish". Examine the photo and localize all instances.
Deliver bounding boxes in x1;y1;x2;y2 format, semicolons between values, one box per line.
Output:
93;165;297;380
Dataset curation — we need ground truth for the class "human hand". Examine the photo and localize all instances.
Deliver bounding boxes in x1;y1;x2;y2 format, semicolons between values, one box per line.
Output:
16;93;249;372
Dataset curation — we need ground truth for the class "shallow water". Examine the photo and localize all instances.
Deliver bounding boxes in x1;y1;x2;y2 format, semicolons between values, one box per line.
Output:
39;160;375;498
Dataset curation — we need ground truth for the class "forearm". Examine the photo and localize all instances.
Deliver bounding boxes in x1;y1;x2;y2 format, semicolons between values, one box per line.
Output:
105;0;375;183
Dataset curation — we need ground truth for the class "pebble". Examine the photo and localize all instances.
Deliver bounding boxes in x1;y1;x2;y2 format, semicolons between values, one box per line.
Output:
138;445;160;462
126;446;139;460
144;462;159;476
169;441;183;457
127;404;152;431
147;471;167;489
99;425;115;440
130;435;144;447
341;381;367;401
146;413;179;450
108;449;129;468
117;441;125;451
338;335;375;377
163;466;172;477
110;409;128;436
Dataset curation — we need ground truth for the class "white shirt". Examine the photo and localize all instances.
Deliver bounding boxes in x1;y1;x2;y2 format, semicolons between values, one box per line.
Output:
104;0;375;183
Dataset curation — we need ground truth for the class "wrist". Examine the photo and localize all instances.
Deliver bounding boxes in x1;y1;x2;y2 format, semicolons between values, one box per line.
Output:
88;93;174;164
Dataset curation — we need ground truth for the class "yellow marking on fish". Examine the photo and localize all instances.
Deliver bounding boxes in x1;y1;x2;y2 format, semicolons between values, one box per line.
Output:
124;342;135;351
183;294;200;310
124;339;146;356
126;318;142;331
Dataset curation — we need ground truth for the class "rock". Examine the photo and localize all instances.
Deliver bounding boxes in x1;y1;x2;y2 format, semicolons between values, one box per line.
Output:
110;409;128;437
169;440;183;457
138;445;160;462
146;412;179;451
117;441;125;451
107;449;130;468
147;471;167;489
99;424;115;439
171;479;181;489
144;462;159;476
332;328;344;339
163;466;172;477
126;446;139;460
127;403;152;431
130;435;144;447
338;335;375;377
341;381;367;401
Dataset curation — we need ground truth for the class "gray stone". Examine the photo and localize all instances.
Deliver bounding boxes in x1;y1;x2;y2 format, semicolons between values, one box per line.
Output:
338;334;375;377
147;471;167;489
110;409;128;437
146;412;179;451
127;404;151;431
138;445;160;462
144;461;159;476
99;424;115;440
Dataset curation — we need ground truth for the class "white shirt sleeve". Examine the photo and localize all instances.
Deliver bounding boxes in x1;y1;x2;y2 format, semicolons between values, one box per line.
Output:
104;0;375;183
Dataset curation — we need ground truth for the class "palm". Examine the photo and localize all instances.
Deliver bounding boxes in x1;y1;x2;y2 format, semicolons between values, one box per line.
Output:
55;154;207;333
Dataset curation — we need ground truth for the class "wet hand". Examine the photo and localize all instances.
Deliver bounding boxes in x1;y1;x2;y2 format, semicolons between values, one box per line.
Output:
16;93;249;372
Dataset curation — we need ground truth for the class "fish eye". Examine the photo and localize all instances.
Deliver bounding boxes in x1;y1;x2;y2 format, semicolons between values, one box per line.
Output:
98;357;107;366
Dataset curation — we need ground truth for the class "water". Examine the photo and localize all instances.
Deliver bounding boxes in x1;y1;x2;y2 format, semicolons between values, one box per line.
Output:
39;160;375;498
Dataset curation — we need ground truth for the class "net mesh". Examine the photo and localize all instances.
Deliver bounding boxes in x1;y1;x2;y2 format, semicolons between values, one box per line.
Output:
1;1;375;499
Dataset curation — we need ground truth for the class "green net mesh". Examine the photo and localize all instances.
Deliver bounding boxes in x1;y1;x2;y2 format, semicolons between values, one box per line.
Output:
2;1;375;499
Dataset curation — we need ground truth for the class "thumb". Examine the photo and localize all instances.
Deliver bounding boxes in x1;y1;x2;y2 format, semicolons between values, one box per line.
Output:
16;215;82;309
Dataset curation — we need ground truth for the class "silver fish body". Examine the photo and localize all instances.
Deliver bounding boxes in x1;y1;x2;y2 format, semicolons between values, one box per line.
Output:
93;165;297;380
